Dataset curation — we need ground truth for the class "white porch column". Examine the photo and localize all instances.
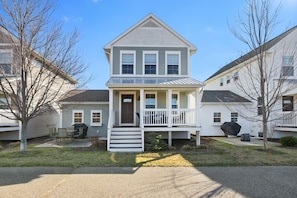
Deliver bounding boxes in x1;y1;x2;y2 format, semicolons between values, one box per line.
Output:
168;131;172;147
195;88;201;146
107;88;113;151
140;89;144;151
139;89;144;127
167;89;172;127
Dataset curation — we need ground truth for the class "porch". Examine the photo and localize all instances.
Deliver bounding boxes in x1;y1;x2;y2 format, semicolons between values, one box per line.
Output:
274;112;297;132
107;87;202;152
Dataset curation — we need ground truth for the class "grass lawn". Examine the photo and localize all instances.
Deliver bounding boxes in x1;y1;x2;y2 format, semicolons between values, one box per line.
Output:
0;137;297;167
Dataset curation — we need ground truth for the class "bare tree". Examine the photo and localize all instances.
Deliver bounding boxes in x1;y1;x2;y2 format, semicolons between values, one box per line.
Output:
229;0;297;149
0;0;87;151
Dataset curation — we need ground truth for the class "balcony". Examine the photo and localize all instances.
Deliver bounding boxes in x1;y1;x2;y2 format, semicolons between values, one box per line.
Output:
274;112;297;132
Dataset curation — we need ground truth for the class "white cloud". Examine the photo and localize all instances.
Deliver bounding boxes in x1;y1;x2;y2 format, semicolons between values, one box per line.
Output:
62;15;83;23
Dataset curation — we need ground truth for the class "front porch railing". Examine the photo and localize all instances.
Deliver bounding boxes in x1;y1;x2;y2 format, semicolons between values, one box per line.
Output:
143;109;196;126
275;112;297;127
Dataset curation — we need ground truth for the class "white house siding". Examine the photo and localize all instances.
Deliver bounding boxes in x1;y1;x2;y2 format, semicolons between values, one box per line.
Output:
61;104;109;137
200;104;252;137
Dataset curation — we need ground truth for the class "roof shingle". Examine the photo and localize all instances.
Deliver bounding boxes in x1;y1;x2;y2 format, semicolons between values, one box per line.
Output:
59;90;109;103
201;90;251;103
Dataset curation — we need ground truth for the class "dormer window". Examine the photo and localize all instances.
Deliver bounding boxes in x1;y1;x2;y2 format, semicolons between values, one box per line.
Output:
166;51;180;75
0;50;12;74
121;51;135;75
144;51;157;75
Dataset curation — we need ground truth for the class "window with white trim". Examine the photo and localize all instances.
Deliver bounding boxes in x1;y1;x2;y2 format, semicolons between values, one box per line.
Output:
234;71;239;81
257;97;263;115
121;51;135;74
0;97;8;109
282;56;294;76
220;78;223;86
213;112;221;123
166;52;180;75
226;75;230;84
145;93;156;109
172;93;178;109
282;96;293;111
231;112;238;122
0;50;12;74
73;110;84;124
91;110;102;126
144;51;157;75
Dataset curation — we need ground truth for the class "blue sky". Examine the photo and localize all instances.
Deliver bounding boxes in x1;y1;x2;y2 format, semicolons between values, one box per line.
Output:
54;0;297;89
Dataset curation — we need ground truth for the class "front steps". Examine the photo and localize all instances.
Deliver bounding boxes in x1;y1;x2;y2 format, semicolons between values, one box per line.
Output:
109;128;143;152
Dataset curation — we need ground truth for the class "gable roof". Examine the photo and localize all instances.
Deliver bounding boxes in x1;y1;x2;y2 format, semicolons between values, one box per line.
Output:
206;25;297;81
201;90;251;103
0;26;77;84
104;13;197;61
59;90;109;103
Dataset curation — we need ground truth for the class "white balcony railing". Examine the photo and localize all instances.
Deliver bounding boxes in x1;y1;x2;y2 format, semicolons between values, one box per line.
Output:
0;110;18;126
275;112;297;127
143;109;196;126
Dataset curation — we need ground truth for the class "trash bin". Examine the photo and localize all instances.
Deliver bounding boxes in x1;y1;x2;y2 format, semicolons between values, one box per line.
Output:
220;121;241;136
240;133;250;141
72;123;88;138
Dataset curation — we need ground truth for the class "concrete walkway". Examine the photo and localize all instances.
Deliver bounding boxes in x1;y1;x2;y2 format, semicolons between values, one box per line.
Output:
0;166;296;198
212;137;281;147
35;139;92;148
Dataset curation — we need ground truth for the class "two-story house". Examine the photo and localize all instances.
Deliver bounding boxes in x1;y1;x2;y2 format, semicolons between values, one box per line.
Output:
0;26;77;140
201;25;297;139
103;14;203;152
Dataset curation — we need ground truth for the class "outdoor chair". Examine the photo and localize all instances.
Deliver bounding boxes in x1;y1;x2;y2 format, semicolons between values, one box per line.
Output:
56;128;68;144
48;127;57;138
73;127;83;138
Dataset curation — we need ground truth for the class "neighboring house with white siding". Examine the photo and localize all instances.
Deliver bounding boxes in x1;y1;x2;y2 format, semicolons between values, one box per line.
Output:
0;26;77;140
202;26;297;139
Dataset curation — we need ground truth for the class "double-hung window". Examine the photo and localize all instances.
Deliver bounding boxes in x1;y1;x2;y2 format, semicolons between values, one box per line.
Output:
213;112;221;123
145;93;156;109
91;110;102;126
282;56;294;76
234;71;239;81
282;96;293;111
257;97;263;115
73;110;84;124
231;112;238;122
172;93;178;109
220;78;223;86
0;50;12;74
144;51;157;75
166;52;180;75
121;51;135;74
226;75;231;84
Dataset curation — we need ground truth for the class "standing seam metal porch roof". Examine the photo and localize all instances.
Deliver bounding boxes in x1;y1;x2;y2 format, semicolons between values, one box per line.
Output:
106;77;203;88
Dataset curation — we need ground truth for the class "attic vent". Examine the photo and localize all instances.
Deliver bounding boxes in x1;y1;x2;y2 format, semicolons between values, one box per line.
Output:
142;20;159;28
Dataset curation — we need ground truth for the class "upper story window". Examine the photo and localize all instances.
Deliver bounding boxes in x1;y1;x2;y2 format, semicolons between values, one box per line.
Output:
282;96;293;111
73;110;84;124
144;51;157;75
121;51;135;75
166;52;180;75
220;78;223;86
257;97;263;115
226;75;230;84
0;50;12;74
0;97;8;109
145;93;156;109
282;56;294;77
234;71;239;81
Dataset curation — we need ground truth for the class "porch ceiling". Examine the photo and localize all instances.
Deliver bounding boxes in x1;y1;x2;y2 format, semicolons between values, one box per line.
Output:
106;77;203;88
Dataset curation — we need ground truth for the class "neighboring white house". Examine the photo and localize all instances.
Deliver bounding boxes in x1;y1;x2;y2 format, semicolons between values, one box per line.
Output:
0;26;77;140
104;14;203;152
201;26;297;139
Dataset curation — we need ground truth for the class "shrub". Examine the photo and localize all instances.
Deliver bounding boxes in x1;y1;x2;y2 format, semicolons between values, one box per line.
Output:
280;136;297;147
144;133;168;151
180;144;193;151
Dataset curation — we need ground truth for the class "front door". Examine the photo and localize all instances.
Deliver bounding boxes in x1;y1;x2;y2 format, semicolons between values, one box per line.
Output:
121;94;134;124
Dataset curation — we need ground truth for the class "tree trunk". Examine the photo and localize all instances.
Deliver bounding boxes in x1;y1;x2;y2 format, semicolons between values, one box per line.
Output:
20;121;28;152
